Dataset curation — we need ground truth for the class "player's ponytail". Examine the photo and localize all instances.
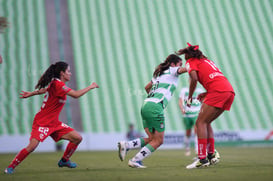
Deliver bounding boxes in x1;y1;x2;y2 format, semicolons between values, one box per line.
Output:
176;43;207;60
35;61;68;89
153;54;182;78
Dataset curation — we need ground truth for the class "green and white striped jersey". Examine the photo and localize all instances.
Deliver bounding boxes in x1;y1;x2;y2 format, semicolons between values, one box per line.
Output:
179;87;204;117
144;67;180;108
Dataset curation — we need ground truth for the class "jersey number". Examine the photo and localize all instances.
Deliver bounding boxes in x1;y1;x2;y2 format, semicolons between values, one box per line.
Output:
147;81;159;98
38;127;49;135
204;60;220;71
41;92;49;109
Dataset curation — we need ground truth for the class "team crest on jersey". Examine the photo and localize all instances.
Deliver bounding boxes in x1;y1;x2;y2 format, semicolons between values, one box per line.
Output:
40;133;44;140
160;123;164;129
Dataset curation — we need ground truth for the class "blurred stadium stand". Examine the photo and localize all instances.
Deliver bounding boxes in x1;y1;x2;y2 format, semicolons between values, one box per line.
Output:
0;0;272;152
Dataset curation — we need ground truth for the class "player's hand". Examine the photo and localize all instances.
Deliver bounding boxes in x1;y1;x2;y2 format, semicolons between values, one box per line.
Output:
20;91;32;98
197;92;207;103
91;82;99;89
181;108;186;114
186;98;192;107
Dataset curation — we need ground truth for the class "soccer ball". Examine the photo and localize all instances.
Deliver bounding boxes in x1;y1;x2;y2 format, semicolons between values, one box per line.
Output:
210;149;220;165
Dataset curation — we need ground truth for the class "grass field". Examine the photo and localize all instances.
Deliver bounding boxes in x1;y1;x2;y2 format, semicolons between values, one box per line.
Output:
0;146;272;181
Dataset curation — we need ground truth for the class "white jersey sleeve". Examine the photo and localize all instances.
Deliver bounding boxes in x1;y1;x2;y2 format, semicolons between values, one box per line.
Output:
144;67;181;108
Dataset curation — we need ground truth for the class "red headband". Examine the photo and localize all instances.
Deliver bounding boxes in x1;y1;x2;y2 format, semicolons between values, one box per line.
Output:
187;42;199;50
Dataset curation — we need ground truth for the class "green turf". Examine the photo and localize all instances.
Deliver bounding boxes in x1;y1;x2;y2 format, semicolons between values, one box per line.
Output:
0;147;273;181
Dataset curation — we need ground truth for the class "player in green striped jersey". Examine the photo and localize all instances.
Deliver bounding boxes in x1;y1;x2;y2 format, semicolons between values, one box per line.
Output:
179;84;203;157
118;54;187;168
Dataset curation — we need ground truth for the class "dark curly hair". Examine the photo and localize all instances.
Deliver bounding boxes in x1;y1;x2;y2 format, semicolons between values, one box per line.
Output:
153;54;182;78
176;43;207;60
35;61;68;89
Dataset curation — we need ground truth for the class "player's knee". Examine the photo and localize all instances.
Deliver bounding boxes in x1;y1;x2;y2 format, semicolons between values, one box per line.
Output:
153;137;164;147
146;137;152;143
74;134;82;145
26;145;37;153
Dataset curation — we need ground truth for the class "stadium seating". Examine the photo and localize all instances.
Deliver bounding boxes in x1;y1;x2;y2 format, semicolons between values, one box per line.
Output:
0;0;272;137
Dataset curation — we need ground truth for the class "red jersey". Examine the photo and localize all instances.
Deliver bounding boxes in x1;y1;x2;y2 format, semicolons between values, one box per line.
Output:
185;58;234;93
33;79;72;127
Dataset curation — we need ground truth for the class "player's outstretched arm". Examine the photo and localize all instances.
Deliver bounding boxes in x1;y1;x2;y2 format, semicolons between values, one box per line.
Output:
20;88;47;99
177;67;187;74
67;82;99;98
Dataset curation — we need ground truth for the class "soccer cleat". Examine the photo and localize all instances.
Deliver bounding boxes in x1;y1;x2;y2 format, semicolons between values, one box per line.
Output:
186;158;210;169
118;141;127;161
4;167;14;174
208;149;220;165
128;159;147;168
58;159;77;168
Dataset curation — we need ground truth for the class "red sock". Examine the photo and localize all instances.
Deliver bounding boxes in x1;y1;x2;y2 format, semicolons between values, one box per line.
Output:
62;142;78;161
8;148;30;169
207;138;215;154
198;138;207;160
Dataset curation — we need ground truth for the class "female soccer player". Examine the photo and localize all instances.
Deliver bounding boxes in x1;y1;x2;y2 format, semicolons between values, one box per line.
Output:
176;43;235;169
179;83;203;157
118;54;187;168
4;61;99;174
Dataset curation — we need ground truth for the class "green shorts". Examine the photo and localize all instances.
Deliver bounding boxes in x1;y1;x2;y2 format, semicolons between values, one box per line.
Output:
183;116;197;130
141;101;165;133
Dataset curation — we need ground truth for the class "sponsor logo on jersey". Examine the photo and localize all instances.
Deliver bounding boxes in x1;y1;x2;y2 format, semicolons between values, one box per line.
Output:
209;72;224;79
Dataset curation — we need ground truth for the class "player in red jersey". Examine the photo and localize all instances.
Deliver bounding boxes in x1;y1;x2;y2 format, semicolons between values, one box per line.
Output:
4;61;99;174
176;43;235;169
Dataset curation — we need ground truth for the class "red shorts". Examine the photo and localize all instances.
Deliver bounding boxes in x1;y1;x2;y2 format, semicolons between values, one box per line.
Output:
30;121;74;142
203;91;235;110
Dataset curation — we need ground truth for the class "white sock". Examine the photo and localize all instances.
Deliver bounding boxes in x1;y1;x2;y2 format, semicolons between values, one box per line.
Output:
127;138;142;149
194;135;198;154
184;136;190;150
132;146;152;161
